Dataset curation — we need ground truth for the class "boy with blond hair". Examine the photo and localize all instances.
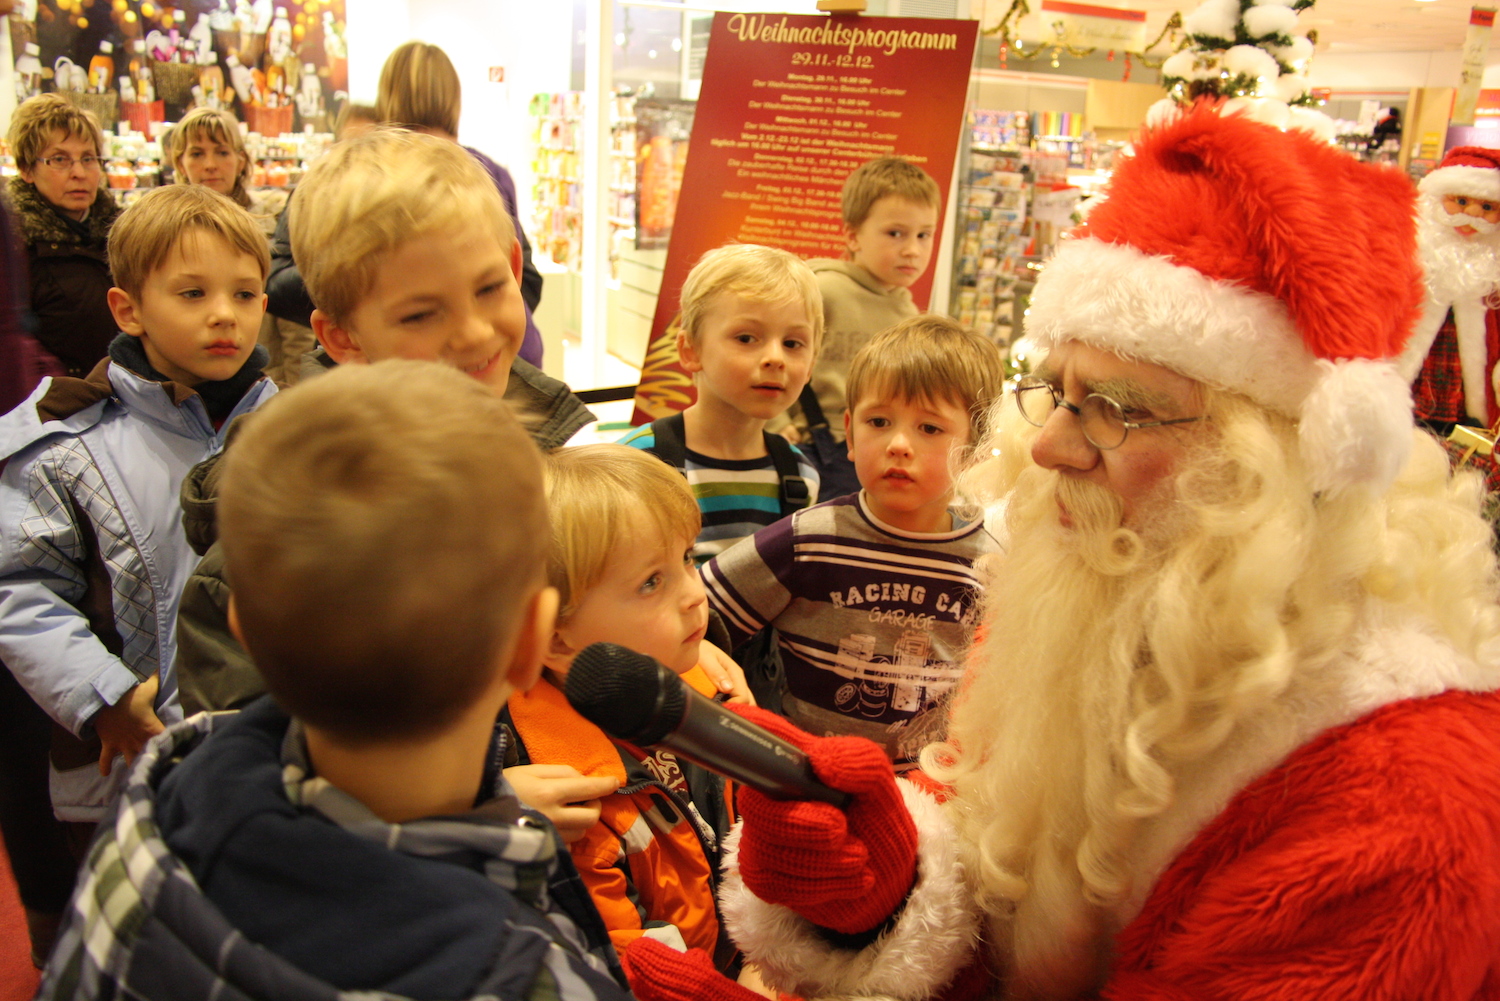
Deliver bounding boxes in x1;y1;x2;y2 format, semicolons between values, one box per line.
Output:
772;157;943;494
502;443;740;978
0;184;276;827
703;316;1003;767
621;243;822;563
176;127;595;713
38;362;633;1001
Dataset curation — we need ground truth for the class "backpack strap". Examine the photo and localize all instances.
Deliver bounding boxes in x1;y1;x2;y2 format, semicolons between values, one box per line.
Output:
653;411;807;516
646;411;688;471
797;384;830;429
763;430;811;517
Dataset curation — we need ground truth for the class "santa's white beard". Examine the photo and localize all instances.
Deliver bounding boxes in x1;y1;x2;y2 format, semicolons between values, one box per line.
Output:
1419;199;1500;306
939;466;1165;999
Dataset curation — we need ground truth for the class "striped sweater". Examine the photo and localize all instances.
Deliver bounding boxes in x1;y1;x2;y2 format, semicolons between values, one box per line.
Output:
619;424;820;564
702;492;995;767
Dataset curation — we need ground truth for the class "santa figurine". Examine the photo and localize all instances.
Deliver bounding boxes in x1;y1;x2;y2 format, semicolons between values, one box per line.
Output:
1400;146;1500;436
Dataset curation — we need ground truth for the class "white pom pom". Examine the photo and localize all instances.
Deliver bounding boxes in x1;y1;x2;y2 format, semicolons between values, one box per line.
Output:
1241;4;1298;38
1223;44;1280;81
1299;359;1414;496
1161;50;1197;79
1145;98;1184;128
1182;0;1240;39
1286;106;1337;142
1271;73;1310;102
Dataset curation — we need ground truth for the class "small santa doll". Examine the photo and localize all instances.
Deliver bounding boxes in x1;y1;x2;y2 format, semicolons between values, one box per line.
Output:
1399;146;1500;434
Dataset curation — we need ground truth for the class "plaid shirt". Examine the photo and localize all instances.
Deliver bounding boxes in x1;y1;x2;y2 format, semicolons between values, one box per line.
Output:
1411;309;1500;502
37;708;633;1001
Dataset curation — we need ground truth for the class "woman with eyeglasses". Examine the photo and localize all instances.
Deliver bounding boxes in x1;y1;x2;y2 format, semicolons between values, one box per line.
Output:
3;94;123;378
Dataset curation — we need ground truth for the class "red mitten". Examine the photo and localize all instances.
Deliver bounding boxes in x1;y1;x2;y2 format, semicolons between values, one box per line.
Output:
620;938;763;1001
728;703;916;935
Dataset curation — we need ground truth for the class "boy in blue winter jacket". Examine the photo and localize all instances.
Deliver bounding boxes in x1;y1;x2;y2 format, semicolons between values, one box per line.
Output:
37;362;632;1001
0;184;275;828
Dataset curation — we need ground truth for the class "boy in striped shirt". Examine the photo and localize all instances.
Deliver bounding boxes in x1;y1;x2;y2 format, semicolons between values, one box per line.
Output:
621;244;822;563
702;317;1005;767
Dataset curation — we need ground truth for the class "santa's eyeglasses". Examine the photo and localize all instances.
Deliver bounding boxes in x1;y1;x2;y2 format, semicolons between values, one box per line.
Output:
1013;376;1208;450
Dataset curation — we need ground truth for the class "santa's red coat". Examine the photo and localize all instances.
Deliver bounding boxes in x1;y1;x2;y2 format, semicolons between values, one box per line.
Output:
725;689;1500;1000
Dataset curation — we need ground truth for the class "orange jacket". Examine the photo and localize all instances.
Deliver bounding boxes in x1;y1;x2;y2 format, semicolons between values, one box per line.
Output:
506;667;734;969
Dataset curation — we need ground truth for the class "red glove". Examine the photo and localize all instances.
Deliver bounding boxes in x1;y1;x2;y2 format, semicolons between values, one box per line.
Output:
620;938;763;1001
729;704;917;935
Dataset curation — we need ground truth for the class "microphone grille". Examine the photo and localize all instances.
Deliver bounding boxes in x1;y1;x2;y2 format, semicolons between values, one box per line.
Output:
565;642;685;745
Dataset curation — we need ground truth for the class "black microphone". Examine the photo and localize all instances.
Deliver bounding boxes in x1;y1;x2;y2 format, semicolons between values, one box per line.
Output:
564;642;850;808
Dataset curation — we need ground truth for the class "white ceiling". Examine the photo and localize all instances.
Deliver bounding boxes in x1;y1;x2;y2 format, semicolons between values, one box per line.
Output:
1104;0;1475;54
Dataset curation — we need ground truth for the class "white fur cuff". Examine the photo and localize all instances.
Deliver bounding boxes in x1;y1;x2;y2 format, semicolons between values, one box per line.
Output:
719;780;981;1000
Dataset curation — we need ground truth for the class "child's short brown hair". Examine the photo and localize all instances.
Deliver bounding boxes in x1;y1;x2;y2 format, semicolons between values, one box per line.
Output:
218;360;548;743
841;156;941;231
678;243;823;351
108;185;270;299
544;445;700;622
289;128;515;325
168;107;252;208
7;93;104;172
846;316;1006;448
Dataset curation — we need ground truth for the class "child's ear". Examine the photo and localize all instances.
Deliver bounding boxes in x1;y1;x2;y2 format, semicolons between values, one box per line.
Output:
312;309;369;366
844;225;861;258
844;409;854;460
507;585;561;693
107;287;145;336
509;237;523;281
676;329;703;374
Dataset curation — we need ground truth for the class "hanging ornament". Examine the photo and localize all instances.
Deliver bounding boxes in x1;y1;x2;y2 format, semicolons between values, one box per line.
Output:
1106;50;1115;62
1123;52;1132;82
1051;46;1060;68
999;41;1008;69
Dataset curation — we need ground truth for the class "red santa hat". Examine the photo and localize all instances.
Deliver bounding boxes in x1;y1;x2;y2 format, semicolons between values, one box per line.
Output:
1026;102;1426;495
1418;146;1500;203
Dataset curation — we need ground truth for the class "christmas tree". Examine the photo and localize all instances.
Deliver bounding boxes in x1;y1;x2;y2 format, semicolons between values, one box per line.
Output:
1156;0;1332;138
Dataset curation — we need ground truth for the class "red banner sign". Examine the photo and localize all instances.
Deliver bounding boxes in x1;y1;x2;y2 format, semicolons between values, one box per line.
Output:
632;12;978;421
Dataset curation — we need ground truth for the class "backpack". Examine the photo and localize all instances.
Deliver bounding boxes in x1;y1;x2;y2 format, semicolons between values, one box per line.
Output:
644;411;806;712
645;411;810;518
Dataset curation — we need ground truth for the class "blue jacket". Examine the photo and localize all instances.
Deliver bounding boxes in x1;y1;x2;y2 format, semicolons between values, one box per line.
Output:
0;354;275;819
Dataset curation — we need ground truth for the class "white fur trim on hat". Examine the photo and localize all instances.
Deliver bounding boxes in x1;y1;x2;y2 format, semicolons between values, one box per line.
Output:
1030;237;1415;494
1420;165;1500;203
718;779;981;1000
1028;238;1320;416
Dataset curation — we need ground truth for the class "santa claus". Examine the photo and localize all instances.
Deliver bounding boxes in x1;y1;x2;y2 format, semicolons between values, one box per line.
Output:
1401;146;1500;432
621;104;1500;1001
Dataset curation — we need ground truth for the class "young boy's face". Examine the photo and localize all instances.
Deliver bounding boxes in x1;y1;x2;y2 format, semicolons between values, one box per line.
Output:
548;519;708;680
846;195;938;291
177;132;245;198
679;293;815;424
845;390;970;534
317;222;525;396
108;229;266;387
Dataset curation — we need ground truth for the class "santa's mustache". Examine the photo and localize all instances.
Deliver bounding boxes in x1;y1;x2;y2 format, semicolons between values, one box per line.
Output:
1443;210;1499;237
